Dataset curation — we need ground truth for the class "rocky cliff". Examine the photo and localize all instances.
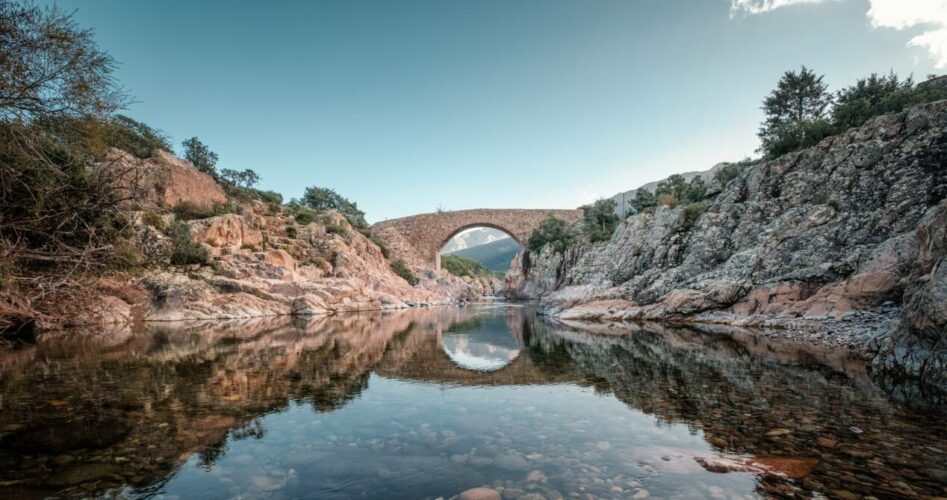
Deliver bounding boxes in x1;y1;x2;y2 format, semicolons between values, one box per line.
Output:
508;100;947;392
16;149;499;331
131;207;496;323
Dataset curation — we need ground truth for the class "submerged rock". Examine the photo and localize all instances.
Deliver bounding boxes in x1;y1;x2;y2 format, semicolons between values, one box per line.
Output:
695;455;818;480
458;487;502;500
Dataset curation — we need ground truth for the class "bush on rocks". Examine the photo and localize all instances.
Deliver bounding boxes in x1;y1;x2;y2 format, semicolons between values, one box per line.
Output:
172;201;234;221
165;222;208;266
390;259;418;285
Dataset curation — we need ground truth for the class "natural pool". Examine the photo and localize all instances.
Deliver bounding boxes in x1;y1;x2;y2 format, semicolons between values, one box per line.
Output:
0;304;945;499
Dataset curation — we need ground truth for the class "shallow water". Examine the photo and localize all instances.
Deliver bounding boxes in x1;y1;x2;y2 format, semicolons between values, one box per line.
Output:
0;304;945;499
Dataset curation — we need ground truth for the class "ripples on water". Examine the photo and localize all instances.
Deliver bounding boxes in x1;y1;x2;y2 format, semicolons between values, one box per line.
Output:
0;304;945;499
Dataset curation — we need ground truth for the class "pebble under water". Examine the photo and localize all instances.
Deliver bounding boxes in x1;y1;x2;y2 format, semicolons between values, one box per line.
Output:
0;304;945;499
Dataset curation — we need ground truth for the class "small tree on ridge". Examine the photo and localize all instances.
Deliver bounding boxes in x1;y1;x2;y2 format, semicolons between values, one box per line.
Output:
181;136;218;176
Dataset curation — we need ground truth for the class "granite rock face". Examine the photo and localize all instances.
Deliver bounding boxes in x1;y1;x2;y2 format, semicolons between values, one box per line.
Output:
509;101;947;392
42;152;499;328
105;149;227;210
135;207;499;321
868;199;947;392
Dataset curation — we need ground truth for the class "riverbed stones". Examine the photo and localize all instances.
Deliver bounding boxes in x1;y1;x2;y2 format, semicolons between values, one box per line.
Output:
496;452;530;470
525;470;546;483
458;487;502;500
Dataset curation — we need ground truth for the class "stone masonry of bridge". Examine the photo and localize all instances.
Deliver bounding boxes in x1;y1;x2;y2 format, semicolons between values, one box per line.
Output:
371;208;583;269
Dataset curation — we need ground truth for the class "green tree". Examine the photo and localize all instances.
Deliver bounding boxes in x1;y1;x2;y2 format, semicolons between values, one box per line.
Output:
628;175;712;213
0;1;133;276
839;73;947;122
0;2;127;122
527;216;572;254
758;67;833;158
630;189;658;213
181;137;218;176
301;186;367;228
580;198;620;242
713;158;755;186
655;175;708;207
761;66;832;129
759;119;836;159
106;115;172;157
219;168;260;189
832;72;919;130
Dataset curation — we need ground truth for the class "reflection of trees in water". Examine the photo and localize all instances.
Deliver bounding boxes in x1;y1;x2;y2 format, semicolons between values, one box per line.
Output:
1;308;945;498
523;318;947;497
0;313;420;497
198;417;267;470
443;316;485;333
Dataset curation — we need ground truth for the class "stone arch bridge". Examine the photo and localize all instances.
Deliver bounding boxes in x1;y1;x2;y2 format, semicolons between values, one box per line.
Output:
371;208;583;269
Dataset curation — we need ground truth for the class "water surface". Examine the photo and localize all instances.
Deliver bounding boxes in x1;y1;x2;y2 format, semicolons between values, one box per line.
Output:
0;304;945;499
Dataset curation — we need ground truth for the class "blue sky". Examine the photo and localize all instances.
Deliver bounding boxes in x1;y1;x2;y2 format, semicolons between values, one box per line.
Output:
53;0;940;222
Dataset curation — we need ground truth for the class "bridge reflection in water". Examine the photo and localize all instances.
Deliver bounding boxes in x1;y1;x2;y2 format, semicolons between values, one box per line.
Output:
439;308;522;372
0;305;945;498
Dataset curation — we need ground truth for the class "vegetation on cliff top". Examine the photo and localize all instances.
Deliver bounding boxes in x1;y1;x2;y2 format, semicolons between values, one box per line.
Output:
524;67;945;257
631;175;712;214
300;186;368;229
580;199;621;243
759;67;947;158
527;216;572;255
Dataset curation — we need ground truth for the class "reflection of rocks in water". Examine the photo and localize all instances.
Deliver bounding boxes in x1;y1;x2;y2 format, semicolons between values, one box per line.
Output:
0;306;944;498
442;314;522;371
1;415;130;454
0;312;418;498
525;318;947;498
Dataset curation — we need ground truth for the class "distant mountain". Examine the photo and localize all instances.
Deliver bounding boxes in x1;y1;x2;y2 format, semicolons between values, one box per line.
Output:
448;238;522;273
441;227;509;253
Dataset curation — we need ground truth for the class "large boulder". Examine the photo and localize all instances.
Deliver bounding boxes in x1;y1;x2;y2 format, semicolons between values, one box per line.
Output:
188;214;263;251
105;149;227;210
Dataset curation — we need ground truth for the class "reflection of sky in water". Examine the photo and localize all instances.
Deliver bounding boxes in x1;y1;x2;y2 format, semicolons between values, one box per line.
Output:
3;304;946;499
442;315;521;371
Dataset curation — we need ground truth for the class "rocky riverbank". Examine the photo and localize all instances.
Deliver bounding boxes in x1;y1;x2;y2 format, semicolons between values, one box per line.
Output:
507;100;947;394
2;148;500;334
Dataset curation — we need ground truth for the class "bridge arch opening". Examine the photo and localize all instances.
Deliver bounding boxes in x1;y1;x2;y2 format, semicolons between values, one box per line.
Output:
437;225;523;274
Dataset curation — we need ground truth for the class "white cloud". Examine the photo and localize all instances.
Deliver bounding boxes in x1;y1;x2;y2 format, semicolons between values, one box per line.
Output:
729;0;830;17
868;0;947;68
732;0;947;68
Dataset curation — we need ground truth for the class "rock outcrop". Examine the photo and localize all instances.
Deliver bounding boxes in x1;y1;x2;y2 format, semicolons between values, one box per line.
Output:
509;100;947;392
132;207;499;322
869;198;947;392
106;148;227;209
14;150;501;330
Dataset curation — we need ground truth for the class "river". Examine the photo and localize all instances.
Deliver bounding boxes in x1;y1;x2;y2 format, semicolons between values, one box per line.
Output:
0;304;944;498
